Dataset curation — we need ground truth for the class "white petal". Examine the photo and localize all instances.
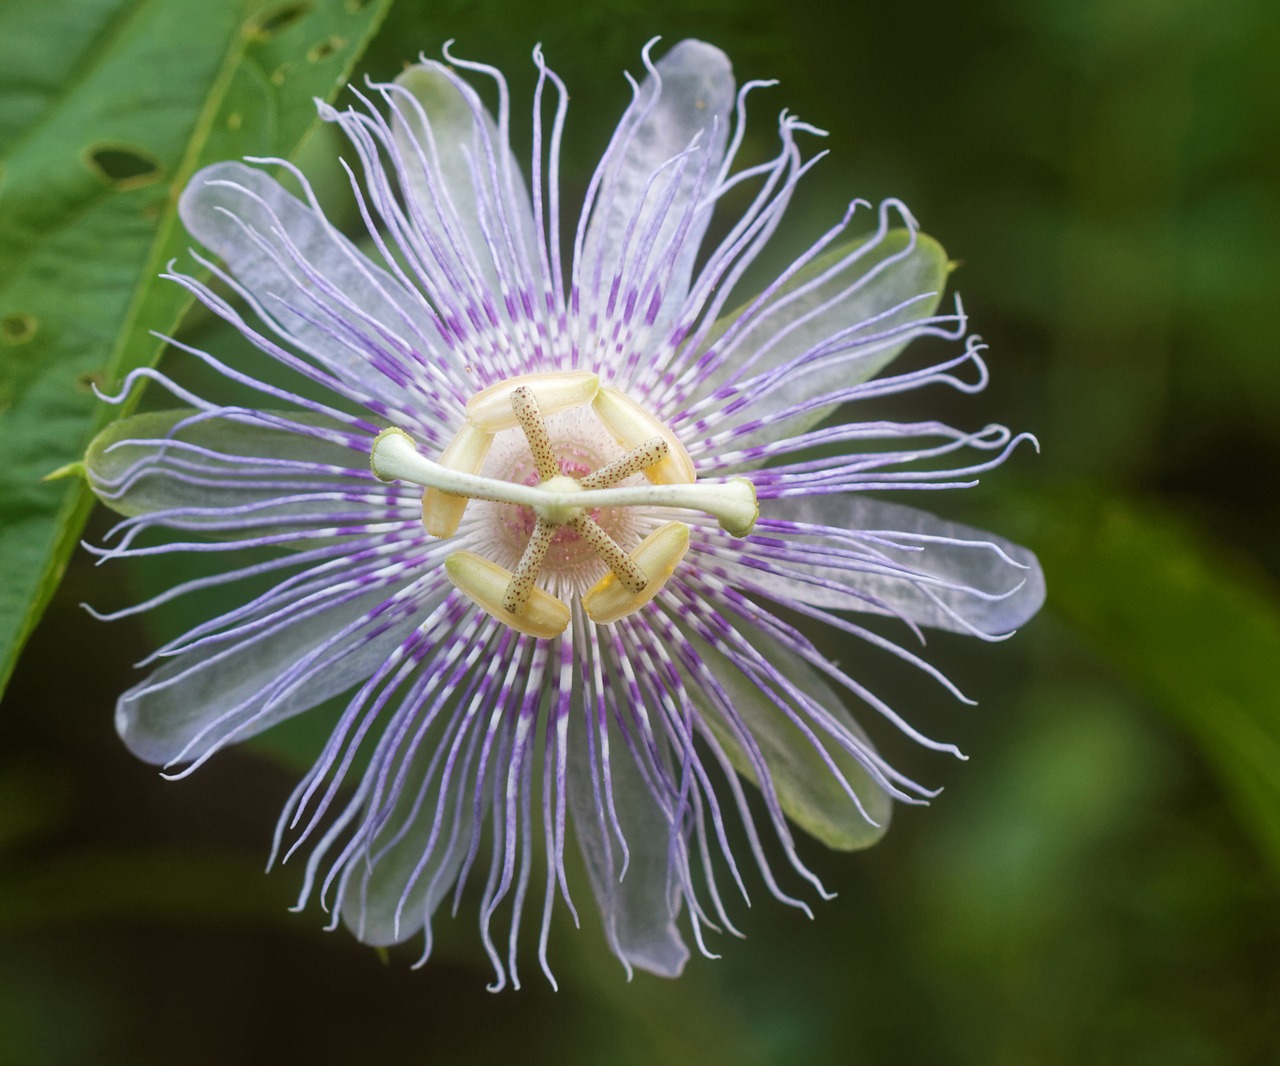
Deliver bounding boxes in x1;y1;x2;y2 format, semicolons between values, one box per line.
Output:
566;677;689;978
179;161;440;397
392;63;539;295
580;40;735;334
338;700;487;947
117;579;438;767
738;496;1045;636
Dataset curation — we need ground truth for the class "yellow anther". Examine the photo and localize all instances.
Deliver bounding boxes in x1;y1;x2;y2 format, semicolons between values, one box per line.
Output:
422;422;495;537
446;551;571;639
582;522;691;625
591;386;696;485
466;370;600;432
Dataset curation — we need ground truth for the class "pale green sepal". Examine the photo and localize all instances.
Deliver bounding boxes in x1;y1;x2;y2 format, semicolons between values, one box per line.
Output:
565;660;690;977
686;622;892;851
85;409;361;521
691;228;950;452
704;228;949;383
43;461;85;483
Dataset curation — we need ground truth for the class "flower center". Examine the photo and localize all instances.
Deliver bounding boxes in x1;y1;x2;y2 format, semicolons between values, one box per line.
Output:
369;371;758;639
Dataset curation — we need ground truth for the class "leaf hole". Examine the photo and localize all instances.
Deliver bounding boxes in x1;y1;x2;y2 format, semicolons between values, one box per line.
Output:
1;313;37;346
251;2;313;40
307;35;346;62
85;145;163;189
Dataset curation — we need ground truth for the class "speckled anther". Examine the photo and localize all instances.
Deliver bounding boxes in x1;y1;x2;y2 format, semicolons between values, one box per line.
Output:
509;386;558;481
580;437;670;489
501;518;557;614
567;515;648;594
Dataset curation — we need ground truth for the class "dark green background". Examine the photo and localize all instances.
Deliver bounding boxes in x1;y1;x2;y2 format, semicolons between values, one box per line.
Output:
2;0;1279;1062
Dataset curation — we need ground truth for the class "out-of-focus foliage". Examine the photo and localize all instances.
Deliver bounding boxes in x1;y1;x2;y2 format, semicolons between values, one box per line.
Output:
2;0;1278;1063
0;0;391;693
1028;491;1280;878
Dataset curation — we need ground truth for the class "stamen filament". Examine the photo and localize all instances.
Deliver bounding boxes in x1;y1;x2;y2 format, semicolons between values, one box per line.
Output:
372;428;758;537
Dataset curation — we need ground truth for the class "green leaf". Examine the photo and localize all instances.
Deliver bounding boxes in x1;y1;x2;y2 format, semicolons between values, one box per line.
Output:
1027;490;1280;877
0;0;392;696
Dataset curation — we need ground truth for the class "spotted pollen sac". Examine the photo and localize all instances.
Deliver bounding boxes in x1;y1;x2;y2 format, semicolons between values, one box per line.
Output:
369;371;758;639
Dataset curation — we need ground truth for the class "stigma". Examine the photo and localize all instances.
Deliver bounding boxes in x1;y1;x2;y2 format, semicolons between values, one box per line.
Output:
370;371;757;638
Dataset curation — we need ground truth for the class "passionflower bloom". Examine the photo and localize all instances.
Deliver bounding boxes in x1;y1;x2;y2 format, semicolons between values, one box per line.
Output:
85;39;1043;987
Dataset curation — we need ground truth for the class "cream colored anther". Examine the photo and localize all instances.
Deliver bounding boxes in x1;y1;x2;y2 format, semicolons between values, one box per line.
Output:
583;522;691;624
466;370;600;432
422;422;493;537
592;386;695;485
447;551;571;639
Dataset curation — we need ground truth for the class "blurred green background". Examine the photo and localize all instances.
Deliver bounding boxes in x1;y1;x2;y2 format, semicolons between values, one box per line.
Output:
2;0;1279;1062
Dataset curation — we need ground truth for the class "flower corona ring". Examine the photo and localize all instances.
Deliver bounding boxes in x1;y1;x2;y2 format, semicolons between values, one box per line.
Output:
84;39;1044;988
